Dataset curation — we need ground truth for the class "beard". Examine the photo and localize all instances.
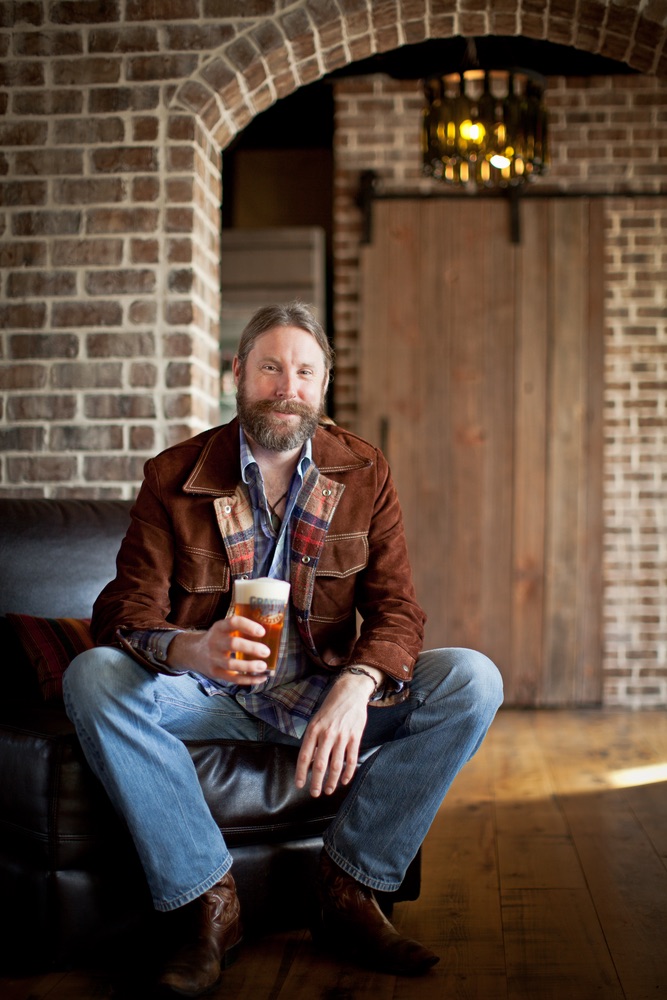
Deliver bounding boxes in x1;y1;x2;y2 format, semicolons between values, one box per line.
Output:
236;383;323;453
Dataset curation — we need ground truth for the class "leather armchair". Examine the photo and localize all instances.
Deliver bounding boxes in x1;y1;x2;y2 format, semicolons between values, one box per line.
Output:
0;498;420;969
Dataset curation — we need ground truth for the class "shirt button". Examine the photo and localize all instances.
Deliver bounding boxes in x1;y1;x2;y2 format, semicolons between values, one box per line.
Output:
301;555;311;564
322;488;332;496
223;504;232;514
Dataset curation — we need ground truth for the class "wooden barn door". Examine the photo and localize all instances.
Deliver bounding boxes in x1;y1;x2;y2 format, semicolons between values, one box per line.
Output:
358;198;604;706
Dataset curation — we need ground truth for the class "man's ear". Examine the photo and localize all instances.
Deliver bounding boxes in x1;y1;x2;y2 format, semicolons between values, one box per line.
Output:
232;356;241;386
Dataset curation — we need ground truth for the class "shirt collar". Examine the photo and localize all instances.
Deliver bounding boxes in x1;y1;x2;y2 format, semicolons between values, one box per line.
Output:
239;425;313;485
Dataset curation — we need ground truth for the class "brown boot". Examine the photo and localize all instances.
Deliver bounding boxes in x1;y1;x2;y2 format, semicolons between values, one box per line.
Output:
314;851;439;976
157;872;242;997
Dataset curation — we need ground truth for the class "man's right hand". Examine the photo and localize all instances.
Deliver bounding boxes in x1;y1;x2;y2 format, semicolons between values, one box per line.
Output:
167;618;271;684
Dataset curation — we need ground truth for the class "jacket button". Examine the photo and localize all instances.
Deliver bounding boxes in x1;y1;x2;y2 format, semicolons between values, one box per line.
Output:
302;555;311;564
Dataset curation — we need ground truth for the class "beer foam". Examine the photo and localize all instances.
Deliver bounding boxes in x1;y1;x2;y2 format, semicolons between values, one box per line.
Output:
233;577;290;603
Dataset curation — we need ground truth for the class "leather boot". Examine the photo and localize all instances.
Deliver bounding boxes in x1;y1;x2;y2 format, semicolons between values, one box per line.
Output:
314;851;439;976
157;872;242;997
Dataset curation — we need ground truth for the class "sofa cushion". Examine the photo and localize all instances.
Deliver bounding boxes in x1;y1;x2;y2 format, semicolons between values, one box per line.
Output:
6;614;94;702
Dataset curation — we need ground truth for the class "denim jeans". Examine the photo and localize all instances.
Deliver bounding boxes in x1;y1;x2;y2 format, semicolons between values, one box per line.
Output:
63;646;503;911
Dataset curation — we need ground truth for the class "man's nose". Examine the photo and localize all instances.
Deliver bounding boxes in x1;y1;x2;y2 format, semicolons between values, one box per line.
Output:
275;371;297;398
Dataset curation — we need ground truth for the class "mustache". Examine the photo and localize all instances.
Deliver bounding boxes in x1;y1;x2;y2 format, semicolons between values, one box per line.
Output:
250;399;316;417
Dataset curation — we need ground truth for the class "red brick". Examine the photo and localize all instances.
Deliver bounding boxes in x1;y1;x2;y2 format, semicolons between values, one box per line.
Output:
86;207;158;233
9;333;79;358
130;238;160;263
54;117;125;145
163;393;193;418
13;89;83;115
52;57;121;85
166;362;192;388
13;210;81;235
50;1;121;23
13;29;83;56
86;332;155;357
129;425;155;450
0;121;48;145
54;178;125;205
0;303;46;328
129;363;158;387
129;300;157;325
166;303;194;327
126;54;199;81
83;455;146;481
0;240;46;268
167;238;192;263
164;24;235;50
0;426;46;451
0;363;48;389
50;425;123;450
14;149;84;175
7;456;77;482
89;26;159;53
91;146;158;173
84;393;156;419
51;362;123;388
51;301;122;327
7;271;77;298
131;176;160;201
168;268;194;293
0;60;44;87
7;394;77;420
52;238;123;266
132;116;159;142
204;0;275;13
0;180;47;206
126;0;198;19
85;270;156;296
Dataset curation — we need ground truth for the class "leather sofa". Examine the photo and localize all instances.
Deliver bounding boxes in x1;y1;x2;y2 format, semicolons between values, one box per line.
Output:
0;498;420;970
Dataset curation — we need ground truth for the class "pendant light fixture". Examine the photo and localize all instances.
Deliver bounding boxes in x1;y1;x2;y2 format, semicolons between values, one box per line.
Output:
421;41;549;190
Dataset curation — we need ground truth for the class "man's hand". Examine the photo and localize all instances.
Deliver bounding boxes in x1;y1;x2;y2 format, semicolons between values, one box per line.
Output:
168;617;271;685
295;667;382;798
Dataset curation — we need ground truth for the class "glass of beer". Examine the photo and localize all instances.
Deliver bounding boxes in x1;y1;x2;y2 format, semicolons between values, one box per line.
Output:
231;577;290;673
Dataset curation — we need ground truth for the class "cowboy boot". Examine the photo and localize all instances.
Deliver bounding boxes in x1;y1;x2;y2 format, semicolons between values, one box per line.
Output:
314;851;439;976
157;872;242;997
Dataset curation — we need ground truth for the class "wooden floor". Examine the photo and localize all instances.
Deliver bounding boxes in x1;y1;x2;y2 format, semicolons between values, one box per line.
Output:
3;709;667;999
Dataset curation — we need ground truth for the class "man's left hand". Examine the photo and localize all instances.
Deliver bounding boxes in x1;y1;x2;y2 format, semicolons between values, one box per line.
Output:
295;667;382;797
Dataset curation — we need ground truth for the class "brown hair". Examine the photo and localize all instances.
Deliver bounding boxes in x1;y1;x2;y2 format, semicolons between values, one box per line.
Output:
235;301;334;376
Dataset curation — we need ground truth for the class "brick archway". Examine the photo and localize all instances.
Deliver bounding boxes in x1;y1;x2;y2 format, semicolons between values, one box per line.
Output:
172;1;665;145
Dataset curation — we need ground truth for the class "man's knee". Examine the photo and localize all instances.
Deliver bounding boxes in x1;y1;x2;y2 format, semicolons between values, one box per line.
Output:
63;645;137;714
420;646;504;713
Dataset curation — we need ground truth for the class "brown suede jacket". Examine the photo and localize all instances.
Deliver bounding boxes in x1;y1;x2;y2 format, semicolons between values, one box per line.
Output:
92;418;426;701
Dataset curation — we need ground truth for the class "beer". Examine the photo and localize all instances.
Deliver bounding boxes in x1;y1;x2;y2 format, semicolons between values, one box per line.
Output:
231;577;290;673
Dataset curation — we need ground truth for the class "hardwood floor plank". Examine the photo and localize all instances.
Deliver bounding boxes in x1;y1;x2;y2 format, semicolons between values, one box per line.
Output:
503;887;624;999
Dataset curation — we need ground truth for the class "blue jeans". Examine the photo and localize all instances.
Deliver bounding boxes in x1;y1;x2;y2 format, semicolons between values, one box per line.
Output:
63;647;502;911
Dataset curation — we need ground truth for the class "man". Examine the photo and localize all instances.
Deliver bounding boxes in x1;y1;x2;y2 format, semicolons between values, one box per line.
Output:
64;302;503;997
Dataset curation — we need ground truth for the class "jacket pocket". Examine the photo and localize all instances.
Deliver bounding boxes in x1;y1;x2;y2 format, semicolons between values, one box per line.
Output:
170;549;231;628
173;547;231;593
311;532;368;624
315;532;368;579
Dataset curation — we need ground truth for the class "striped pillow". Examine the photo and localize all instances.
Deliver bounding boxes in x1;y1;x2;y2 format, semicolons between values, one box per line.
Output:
6;614;94;702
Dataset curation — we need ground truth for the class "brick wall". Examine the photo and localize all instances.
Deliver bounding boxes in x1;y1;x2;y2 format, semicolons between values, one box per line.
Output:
1;0;666;706
331;72;667;708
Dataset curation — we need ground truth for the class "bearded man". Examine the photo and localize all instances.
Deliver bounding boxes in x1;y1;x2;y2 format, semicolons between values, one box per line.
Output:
63;302;503;997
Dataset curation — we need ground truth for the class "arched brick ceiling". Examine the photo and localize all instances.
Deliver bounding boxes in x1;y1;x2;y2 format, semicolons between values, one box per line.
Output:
171;0;667;148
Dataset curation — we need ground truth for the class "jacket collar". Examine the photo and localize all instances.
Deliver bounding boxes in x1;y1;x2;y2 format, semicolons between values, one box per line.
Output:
182;418;369;497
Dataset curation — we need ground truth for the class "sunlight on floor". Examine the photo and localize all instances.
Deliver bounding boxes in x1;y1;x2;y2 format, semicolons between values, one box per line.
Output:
607;762;667;788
